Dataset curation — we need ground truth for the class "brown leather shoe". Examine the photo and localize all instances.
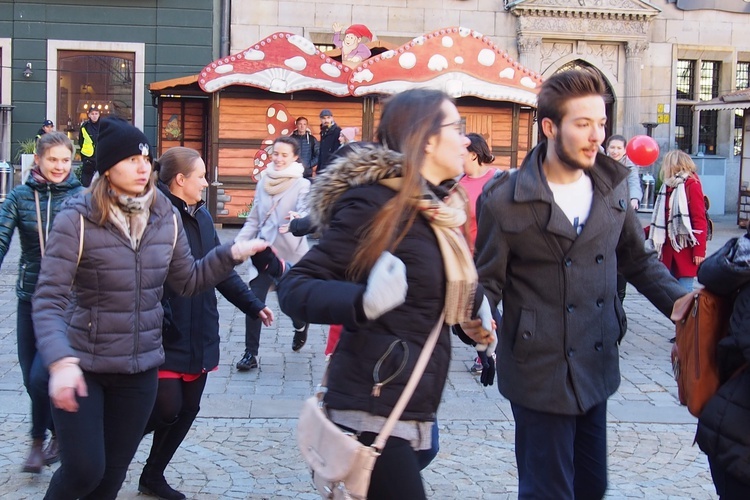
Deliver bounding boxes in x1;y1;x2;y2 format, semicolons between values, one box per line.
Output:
22;438;45;473
43;436;60;466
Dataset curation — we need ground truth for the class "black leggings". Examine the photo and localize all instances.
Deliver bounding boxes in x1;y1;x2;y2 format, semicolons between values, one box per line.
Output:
142;374;208;478
358;432;426;500
44;369;158;500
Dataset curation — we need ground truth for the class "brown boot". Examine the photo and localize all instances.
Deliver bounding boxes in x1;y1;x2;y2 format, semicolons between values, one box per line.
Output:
22;438;44;473
43;436;60;466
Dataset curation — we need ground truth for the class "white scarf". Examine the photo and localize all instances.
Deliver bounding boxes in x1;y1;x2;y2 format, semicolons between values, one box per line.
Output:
649;172;698;257
263;161;304;196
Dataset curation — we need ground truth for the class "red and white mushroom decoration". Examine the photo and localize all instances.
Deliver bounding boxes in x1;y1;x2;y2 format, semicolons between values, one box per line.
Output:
348;27;542;104
199;33;352;96
250;103;296;182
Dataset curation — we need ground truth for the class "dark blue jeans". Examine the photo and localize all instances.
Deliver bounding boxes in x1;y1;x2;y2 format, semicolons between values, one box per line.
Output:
708;455;750;499
44;368;158;500
244;270;305;355
16;299;53;439
511;400;608;500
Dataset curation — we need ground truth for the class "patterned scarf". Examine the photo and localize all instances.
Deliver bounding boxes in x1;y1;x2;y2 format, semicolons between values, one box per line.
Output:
649;172;698;257
380;178;477;325
108;186;155;250
263;161;304;196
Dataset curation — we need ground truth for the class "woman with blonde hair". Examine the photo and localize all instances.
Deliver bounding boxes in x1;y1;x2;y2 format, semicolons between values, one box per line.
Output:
648;150;708;291
278;88;495;498
32;117;266;499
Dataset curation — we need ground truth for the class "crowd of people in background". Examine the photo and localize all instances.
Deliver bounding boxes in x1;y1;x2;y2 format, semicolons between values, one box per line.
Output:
9;69;747;499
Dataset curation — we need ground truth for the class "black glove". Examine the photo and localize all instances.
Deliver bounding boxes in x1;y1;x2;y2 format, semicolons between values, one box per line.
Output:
451;324;477;347
479;349;496;387
251;247;284;278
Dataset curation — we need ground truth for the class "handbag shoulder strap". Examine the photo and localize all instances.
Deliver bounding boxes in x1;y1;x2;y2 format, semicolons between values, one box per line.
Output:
35;190;45;257
371;313;444;451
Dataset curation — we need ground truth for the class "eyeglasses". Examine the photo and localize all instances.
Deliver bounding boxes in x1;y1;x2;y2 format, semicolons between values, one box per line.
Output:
440;120;465;135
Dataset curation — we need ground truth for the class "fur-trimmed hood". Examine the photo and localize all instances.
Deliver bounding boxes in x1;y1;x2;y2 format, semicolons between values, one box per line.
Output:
308;143;403;231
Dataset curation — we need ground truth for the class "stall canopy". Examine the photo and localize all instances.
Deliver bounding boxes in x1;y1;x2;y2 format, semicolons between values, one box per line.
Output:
694;88;750;111
198;27;542;105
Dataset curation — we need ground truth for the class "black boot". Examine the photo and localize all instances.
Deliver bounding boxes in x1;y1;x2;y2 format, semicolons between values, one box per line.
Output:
42;435;60;465
292;323;309;352
138;473;186;500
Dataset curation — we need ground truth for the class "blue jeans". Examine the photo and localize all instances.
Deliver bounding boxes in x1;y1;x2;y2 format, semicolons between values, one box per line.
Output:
16;299;53;439
678;276;695;293
511;400;608;500
44;368;158;500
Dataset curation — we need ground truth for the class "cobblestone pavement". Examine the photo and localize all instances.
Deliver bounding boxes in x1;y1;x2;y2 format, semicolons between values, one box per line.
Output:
0;214;743;499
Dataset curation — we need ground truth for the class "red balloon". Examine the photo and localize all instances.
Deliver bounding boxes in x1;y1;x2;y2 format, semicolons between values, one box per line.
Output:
626;135;660;167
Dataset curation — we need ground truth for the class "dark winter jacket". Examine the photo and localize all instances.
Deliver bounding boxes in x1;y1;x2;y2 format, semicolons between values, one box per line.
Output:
696;233;750;484
33;189;240;374
475;142;687;415
278;144;473;422
290;130;319;177
0;173;83;302
158;182;265;373
318;123;342;174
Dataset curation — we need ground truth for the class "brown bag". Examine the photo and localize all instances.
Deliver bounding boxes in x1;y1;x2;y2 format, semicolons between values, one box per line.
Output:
671;289;733;417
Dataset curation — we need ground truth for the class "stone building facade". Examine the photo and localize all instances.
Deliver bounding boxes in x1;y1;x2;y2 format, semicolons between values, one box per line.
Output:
231;0;750;213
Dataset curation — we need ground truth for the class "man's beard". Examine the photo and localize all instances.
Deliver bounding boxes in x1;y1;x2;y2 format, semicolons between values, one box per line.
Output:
554;133;596;172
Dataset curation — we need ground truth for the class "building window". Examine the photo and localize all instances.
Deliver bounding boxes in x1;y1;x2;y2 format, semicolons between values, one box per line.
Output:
735;62;749;156
675;59;721;154
57;51;135;134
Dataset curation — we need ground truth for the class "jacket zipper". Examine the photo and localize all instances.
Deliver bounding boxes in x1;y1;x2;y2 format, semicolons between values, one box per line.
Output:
692;294;700;379
134;251;141;373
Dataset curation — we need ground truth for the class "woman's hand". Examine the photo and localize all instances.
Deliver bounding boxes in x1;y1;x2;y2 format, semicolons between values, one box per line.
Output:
231;239;269;262
258;307;274;327
279;211;301;234
694;256;705;265
48;357;87;412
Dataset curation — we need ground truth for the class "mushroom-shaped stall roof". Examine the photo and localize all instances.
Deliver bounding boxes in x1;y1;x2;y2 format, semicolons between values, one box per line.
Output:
349;27;541;104
197;28;541;104
199;32;352;96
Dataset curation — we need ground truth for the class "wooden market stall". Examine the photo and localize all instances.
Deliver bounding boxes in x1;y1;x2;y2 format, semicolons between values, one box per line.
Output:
150;27;542;225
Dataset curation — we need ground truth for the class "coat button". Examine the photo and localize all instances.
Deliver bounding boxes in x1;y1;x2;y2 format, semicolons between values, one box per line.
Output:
619;199;626;209
595;255;604;264
566;304;575;313
567;348;575;357
596;299;604;307
595;342;603;351
564;258;572;267
522;330;532;340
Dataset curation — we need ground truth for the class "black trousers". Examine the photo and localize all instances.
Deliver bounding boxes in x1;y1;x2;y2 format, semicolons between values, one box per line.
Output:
511;400;608;500
16;299;52;439
244;270;305;355
142;373;208;478
44;368;158;500
358;432;426;500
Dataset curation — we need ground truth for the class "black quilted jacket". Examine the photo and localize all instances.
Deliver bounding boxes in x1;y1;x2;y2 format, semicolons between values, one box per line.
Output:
696;233;750;483
0;173;83;301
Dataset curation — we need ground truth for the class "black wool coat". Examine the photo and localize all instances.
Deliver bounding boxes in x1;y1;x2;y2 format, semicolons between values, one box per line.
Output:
159;183;265;374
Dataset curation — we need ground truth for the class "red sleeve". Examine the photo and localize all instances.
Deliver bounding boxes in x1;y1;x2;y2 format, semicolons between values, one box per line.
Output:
685;176;708;258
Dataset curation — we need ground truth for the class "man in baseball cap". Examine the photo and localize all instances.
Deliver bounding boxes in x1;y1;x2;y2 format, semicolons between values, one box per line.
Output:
318;109;341;175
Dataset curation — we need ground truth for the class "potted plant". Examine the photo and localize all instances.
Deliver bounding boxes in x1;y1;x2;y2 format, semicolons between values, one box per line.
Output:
14;138;36;184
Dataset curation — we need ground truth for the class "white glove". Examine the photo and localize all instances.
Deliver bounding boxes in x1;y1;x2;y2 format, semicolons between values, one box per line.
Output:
49;357;87;412
362;251;408;320
231;238;269;262
475;296;498;352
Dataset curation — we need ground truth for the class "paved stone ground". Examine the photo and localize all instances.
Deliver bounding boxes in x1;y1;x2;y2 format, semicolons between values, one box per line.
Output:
0;214;743;499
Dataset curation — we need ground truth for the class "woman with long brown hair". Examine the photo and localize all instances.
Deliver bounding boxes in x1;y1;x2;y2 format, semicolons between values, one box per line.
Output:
278;89;495;498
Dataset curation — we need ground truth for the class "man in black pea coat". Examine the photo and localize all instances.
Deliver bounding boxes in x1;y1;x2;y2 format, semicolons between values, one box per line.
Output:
472;69;688;499
317;109;342;175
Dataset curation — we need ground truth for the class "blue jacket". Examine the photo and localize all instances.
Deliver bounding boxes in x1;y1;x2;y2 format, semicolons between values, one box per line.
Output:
291;130;319;177
0;172;83;301
158;182;265;373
